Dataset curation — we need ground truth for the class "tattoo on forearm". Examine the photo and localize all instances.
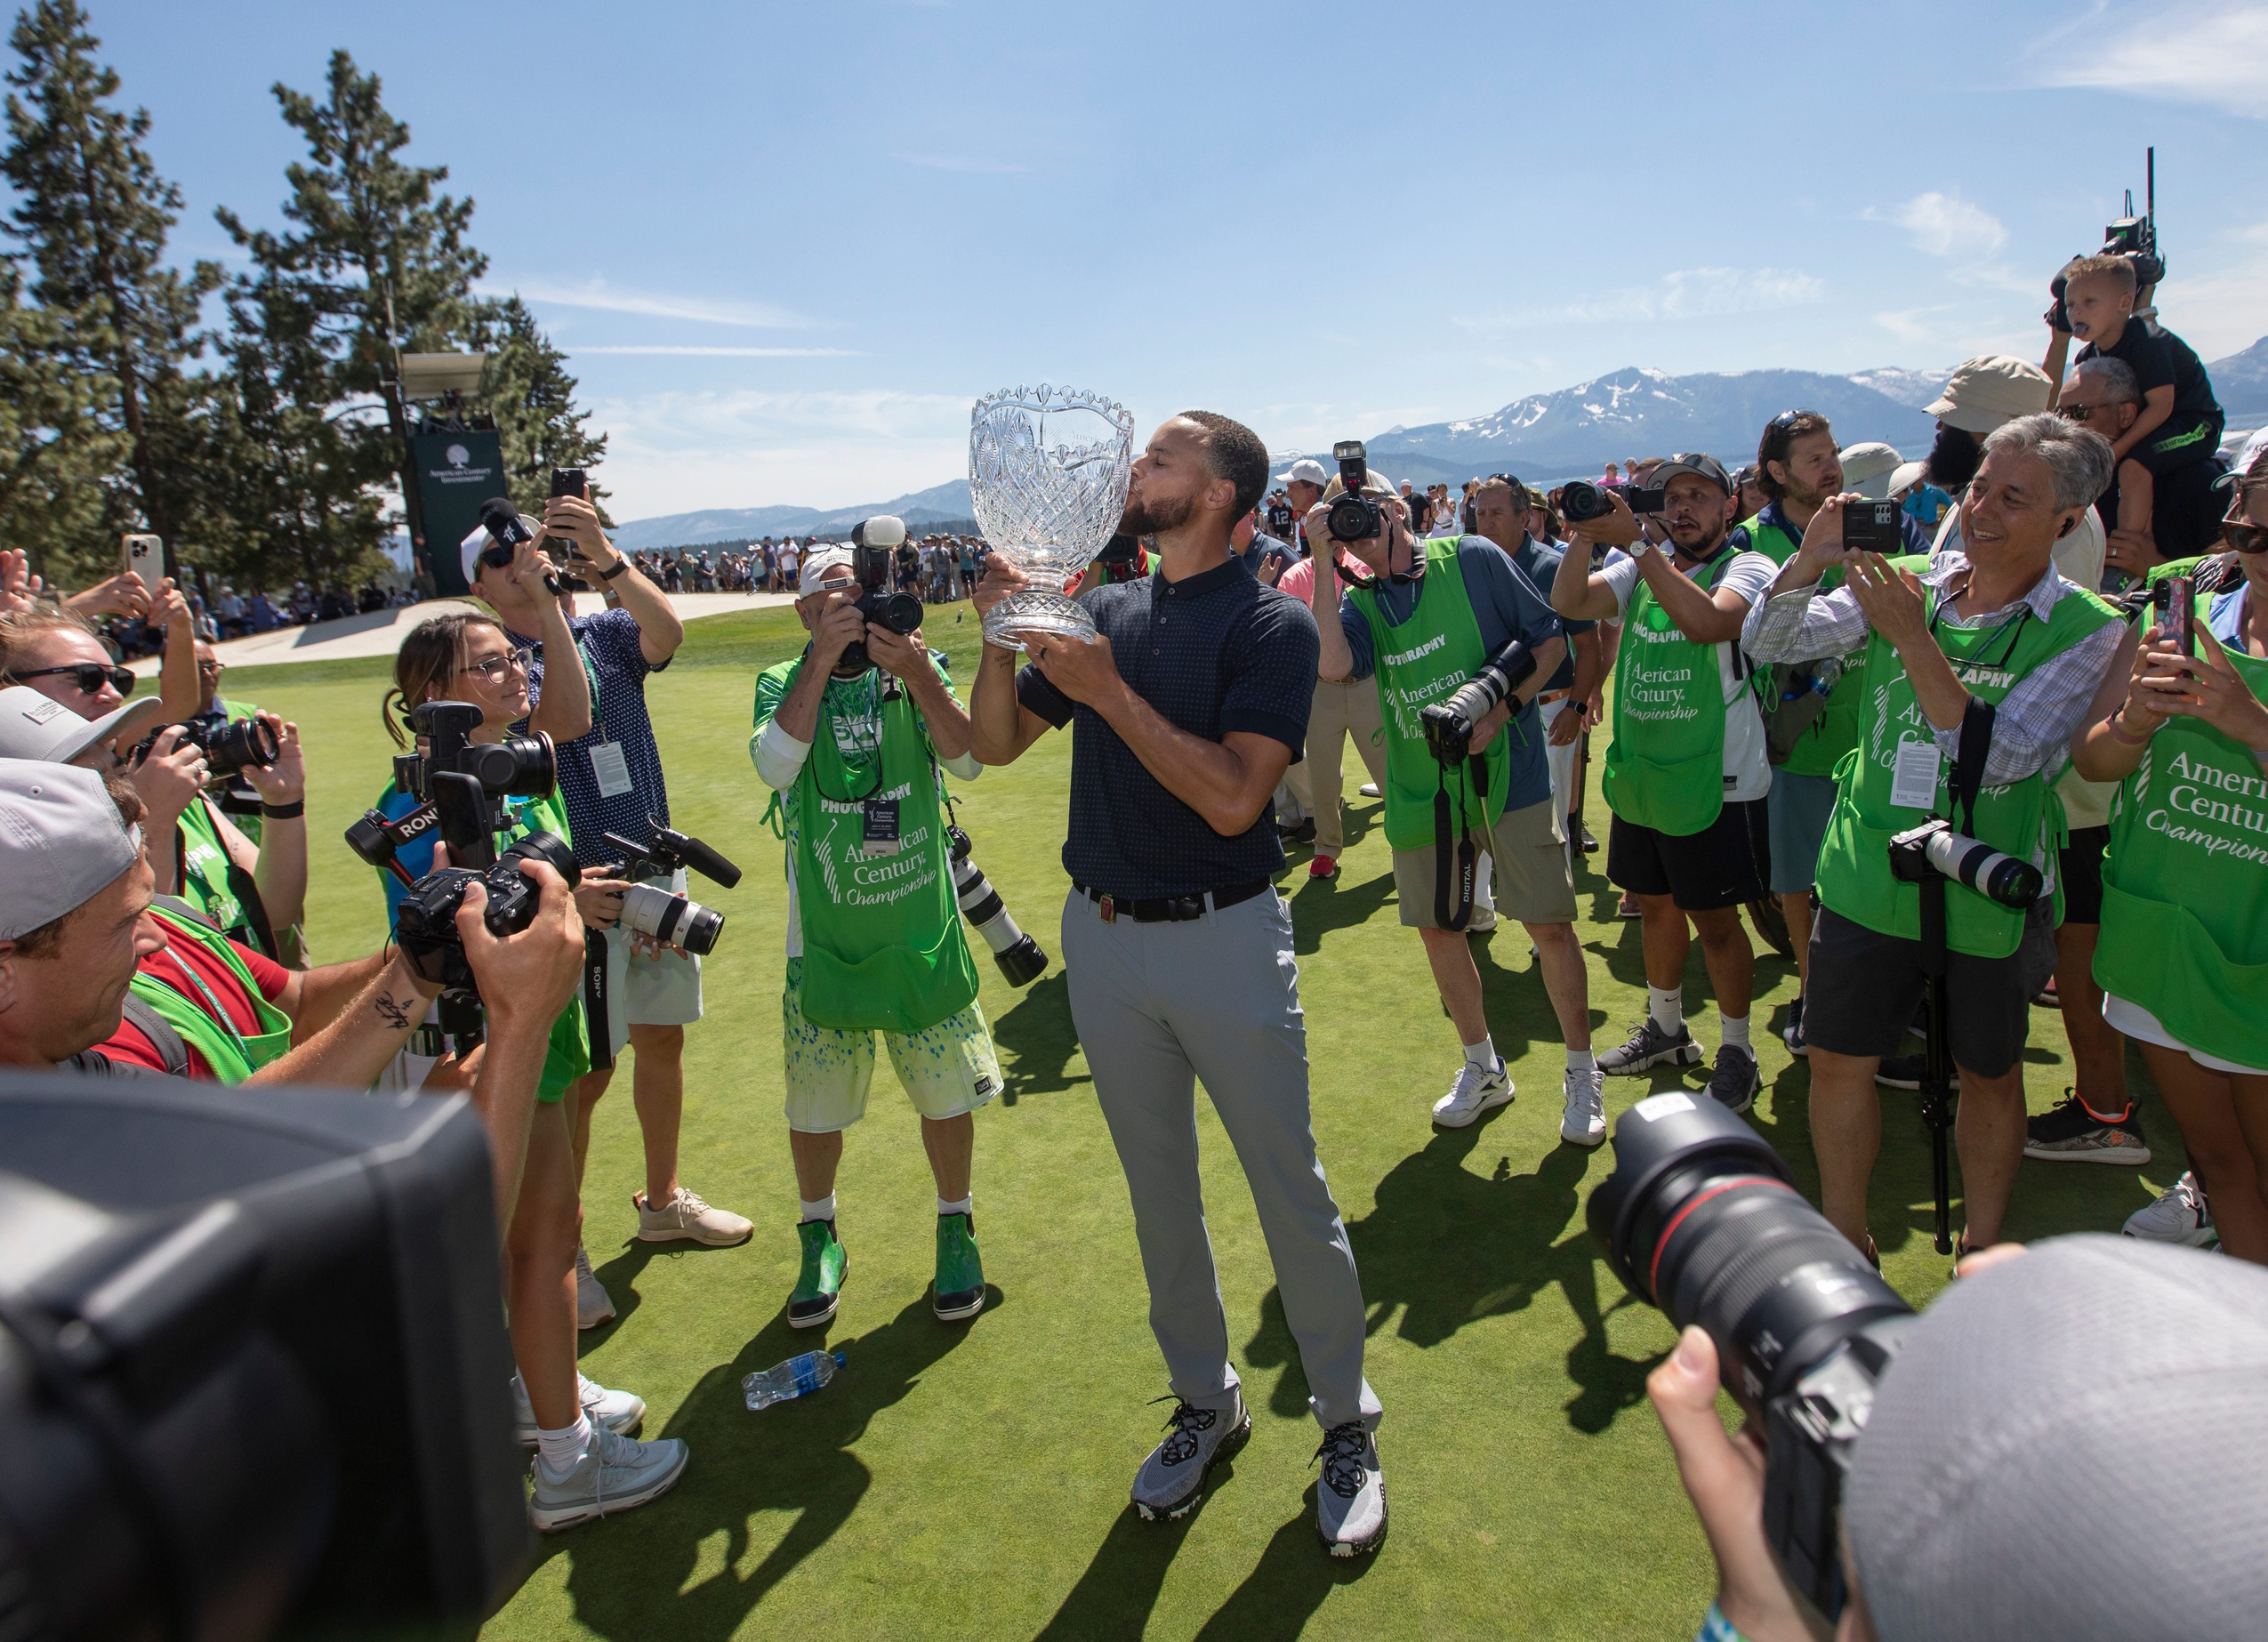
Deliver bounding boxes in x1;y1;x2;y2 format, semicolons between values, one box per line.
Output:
374;991;413;1030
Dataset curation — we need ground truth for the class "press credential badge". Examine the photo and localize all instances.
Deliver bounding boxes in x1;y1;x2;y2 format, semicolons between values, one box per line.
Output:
1890;737;1942;811
589;738;634;799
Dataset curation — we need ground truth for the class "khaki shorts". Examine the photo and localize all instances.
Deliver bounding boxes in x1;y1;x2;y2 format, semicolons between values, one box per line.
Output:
1394;797;1576;929
782;958;1003;1133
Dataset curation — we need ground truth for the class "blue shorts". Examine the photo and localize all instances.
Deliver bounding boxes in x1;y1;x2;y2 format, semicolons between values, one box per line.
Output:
1765;769;1839;896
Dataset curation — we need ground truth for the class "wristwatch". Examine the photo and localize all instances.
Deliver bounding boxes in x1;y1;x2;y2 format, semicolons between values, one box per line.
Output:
596;555;630;582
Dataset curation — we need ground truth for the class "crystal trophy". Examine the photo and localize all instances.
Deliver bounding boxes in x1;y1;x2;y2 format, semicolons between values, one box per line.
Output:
968;383;1135;652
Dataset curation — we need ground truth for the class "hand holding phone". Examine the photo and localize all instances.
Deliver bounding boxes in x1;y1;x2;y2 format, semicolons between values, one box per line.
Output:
122;532;163;581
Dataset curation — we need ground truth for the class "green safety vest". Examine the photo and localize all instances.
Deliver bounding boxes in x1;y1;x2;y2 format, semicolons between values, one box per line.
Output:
1740;513;1869;778
175;793;278;960
1813;559;2119;957
774;658;979;1034
1346;536;1514;850
2094;586;2268;1068
129;905;294;1083
1603;546;1740;837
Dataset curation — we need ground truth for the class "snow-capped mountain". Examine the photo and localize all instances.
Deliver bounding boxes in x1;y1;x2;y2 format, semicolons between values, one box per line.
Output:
610;478;976;553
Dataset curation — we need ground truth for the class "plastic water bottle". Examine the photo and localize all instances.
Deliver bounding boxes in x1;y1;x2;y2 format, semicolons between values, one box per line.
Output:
743;1349;844;1411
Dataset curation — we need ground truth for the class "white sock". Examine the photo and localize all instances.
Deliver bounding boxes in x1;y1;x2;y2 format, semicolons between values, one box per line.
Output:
1648;986;1684;1034
1463;1034;1498;1069
535;1411;592;1477
1722;1013;1753;1058
799;1194;836;1223
1566;1047;1597;1074
937;1194;972;1218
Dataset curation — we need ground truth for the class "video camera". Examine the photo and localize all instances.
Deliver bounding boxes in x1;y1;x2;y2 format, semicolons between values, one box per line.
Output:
1590;1093;1914;1622
1559;479;1665;525
595;821;741;957
1420;640;1536;764
1326;441;1385;543
841;515;925;672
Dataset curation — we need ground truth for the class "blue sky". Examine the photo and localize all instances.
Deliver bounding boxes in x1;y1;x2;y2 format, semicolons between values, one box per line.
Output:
78;0;2268;522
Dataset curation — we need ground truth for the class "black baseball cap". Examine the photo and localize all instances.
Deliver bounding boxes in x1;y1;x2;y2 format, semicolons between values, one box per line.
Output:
1652;452;1733;494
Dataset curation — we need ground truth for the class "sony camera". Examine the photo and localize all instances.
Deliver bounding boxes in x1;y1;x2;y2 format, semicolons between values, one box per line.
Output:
1560;479;1665;525
948;825;1048;986
1888;817;2043;910
1420;640;1536;764
597;822;741;956
132;712;280;779
346;701;557;888
1590;1094;1915;1621
1326;441;1385;543
392;830;582;994
841;515;925;672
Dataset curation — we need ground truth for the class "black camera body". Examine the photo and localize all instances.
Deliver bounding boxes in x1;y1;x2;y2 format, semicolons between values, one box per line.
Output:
1420;640;1536;764
478;496;565;597
132;712;279;778
1326;440;1385;543
842;516;924;672
1589;1094;1914;1619
393;830;581;991
1840;498;1904;555
1561;479;1665;524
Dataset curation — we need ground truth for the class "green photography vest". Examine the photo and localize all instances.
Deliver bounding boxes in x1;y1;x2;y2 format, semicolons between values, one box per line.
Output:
2094;587;2268;1068
1813;559;2119;958
1347;537;1514;850
1741;512;1868;779
783;661;979;1034
129;905;294;1083
175;793;278;960
1603;545;1739;837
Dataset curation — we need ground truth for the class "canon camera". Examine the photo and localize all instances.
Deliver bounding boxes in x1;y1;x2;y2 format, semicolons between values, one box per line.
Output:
1325;441;1386;543
841;515;924;672
1420;640;1536;764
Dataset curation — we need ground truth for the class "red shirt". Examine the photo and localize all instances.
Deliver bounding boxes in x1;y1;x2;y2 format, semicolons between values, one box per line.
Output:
98;920;292;1079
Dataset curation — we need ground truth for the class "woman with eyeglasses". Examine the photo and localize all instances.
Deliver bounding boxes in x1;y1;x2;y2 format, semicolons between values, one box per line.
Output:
2067;444;2268;1263
371;611;682;1529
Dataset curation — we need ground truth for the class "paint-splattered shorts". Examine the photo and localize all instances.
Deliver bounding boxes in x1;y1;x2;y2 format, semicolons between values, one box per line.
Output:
781;957;1002;1133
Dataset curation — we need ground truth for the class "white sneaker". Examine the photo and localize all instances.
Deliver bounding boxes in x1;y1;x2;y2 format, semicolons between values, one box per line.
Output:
575;1244;615;1330
635;1185;754;1247
513;1372;647;1447
1357;782;1380;798
2124;1171;2216;1248
1560;1067;1606;1147
1432;1058;1513;1128
529;1426;688;1532
1313;1422;1387;1557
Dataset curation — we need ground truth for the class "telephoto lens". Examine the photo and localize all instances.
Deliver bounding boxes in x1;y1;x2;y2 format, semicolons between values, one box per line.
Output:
948;825;1048;986
1920;826;2042;909
1588;1093;1912;1618
1558;479;1613;523
615;881;725;954
1420;641;1535;763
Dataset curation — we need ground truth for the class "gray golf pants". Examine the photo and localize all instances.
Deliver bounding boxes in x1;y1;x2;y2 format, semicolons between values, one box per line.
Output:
1062;887;1380;1432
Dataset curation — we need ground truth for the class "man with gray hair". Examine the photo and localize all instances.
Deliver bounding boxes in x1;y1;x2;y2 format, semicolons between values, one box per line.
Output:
1742;414;2125;1261
2058;355;2227;572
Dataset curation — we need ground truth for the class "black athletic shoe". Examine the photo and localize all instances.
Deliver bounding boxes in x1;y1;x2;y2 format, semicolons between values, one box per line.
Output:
1781;994;1807;1057
1277;818;1316;844
2024;1091;2151;1165
1707;1046;1760;1115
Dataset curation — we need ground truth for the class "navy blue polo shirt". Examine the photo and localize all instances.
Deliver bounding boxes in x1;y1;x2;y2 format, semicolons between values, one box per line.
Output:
1508;534;1594;693
1017;555;1318;898
505;607;673;869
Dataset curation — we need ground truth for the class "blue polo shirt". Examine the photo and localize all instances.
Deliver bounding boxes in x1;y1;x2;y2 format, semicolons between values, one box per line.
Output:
1017;555;1318;897
1508;534;1594;693
504;607;672;869
1337;535;1565;815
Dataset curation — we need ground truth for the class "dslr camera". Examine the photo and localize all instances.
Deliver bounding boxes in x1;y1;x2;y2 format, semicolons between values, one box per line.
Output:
1591;1094;1914;1621
1887;816;2042;910
1420;640;1536;764
132;712;280;779
597;821;742;956
1325;441;1386;543
841;515;925;672
1559;478;1664;525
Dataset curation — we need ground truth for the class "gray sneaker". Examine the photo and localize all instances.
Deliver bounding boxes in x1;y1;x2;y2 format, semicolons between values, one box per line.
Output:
1598;1017;1702;1075
512;1372;645;1447
575;1244;615;1330
1313;1422;1387;1557
1131;1392;1250;1522
528;1426;688;1532
1707;1046;1760;1115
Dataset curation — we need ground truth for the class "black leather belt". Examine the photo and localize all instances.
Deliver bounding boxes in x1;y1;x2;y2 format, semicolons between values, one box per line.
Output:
1076;881;1273;924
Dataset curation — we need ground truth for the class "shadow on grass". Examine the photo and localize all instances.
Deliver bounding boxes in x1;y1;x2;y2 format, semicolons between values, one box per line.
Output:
547;1291;989;1642
1240;1121;1661;1436
993;972;1086;1103
1284;863;1397;954
581;1236;747;1347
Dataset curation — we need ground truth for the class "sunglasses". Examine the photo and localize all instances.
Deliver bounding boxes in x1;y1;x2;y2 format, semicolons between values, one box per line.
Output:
2224;518;2266;555
14;661;135;696
1765;408;1821;434
2057;401;2115;421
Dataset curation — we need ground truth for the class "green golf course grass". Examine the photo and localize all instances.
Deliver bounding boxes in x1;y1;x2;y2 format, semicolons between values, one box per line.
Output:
221;599;2171;1640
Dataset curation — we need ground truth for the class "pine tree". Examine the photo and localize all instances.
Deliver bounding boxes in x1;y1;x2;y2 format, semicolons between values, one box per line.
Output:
2;0;220;583
213;49;487;588
473;294;611;522
0;254;120;583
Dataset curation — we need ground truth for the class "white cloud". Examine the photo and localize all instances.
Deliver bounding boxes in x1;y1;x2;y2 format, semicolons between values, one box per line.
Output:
890;153;1030;174
489;278;812;330
2035;2;2268;118
1452;266;1824;332
1884;192;2008;261
571;345;863;358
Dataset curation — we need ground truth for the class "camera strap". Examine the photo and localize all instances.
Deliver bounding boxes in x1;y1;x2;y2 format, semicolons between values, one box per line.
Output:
583;928;615;1071
1432;753;1483;931
1947;696;1996;838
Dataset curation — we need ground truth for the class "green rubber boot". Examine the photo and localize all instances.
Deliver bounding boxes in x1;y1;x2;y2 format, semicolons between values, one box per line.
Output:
933;1211;985;1323
788;1219;847;1329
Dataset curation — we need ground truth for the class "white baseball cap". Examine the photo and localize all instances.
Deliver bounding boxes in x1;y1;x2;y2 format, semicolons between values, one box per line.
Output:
1275;457;1330;487
0;685;171;765
0;759;144;940
460;513;542;591
799;544;856;588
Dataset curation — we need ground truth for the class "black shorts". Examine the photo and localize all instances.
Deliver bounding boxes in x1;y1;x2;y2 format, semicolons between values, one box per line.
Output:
2059;825;2109;926
1802;903;2056;1078
1606;798;1770;912
2129;412;2224;480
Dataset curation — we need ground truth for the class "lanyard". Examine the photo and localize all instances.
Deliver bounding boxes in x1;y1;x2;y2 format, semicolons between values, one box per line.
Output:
811;669;888;802
162;940;251;1063
1927;588;2032;671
